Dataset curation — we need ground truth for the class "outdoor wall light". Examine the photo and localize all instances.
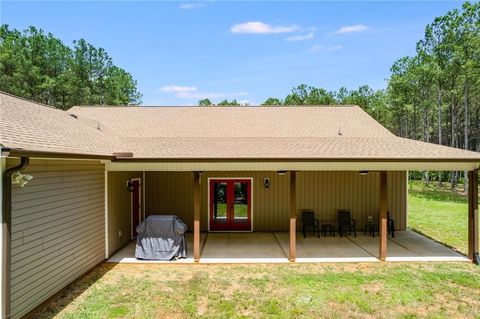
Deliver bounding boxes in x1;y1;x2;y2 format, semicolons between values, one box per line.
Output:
264;177;270;189
11;172;34;188
277;171;287;175
359;171;369;176
126;180;134;192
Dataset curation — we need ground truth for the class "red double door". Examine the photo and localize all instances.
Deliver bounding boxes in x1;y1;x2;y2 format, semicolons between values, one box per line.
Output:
209;179;252;231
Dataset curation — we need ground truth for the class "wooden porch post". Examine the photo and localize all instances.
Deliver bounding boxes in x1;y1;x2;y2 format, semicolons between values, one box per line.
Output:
468;170;478;263
289;171;296;262
379;171;387;261
193;171;201;262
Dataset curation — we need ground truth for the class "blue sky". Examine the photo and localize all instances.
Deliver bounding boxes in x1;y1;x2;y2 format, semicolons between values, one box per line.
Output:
1;1;463;106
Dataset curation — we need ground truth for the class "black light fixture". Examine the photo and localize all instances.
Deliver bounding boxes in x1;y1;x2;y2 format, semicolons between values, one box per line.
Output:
264;177;270;189
359;171;369;176
277;170;287;175
126;180;134;192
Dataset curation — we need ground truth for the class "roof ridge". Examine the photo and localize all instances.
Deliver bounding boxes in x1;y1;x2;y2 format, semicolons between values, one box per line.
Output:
121;136;399;139
70;104;361;108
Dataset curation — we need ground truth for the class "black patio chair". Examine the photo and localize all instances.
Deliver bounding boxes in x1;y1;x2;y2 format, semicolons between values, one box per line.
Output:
338;210;356;238
387;211;395;238
302;211;320;238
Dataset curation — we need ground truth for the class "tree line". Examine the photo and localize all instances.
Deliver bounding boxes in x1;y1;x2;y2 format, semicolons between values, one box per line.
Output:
0;25;142;109
198;98;243;106
389;2;479;188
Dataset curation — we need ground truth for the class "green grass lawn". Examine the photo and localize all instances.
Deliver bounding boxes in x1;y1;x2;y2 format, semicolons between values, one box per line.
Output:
35;263;480;319
214;203;248;218
407;180;478;255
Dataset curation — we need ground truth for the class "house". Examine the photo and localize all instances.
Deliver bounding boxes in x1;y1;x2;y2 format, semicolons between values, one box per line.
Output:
0;91;479;318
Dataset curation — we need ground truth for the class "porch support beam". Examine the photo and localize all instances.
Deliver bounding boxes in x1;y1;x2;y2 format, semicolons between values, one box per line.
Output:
379;171;388;261
193;171;201;262
289;171;296;262
468;170;478;264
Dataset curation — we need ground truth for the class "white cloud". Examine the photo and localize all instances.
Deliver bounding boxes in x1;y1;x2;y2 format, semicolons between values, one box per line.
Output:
179;2;206;10
159;84;248;100
334;24;369;34
308;44;343;53
284;32;314;42
159;85;198;93
231;21;298;34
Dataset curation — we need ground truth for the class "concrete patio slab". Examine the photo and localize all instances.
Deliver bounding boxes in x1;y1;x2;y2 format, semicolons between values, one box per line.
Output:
349;233;415;258
106;230;469;264
349;231;468;262
106;232;207;263
200;232;289;263
387;231;468;262
274;232;378;263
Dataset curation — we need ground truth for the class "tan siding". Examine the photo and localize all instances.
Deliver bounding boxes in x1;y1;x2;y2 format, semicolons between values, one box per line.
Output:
297;171;406;230
145;172;194;229
143;171;406;232
107;171;142;256
7;158;105;319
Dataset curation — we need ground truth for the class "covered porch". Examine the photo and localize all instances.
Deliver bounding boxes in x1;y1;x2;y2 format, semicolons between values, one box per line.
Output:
105;164;479;264
107;230;468;263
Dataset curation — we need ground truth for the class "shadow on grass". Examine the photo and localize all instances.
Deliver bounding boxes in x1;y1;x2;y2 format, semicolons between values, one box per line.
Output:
31;262;117;319
409;184;468;203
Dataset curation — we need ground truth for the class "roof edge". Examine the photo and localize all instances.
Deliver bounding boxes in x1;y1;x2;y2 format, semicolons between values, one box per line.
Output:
3;148;115;160
111;157;480;163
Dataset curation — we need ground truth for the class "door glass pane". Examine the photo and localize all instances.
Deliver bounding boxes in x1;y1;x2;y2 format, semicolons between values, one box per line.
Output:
233;182;248;222
212;182;227;222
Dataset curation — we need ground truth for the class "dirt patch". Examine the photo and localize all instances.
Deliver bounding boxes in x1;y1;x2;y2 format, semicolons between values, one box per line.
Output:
362;282;384;294
196;295;209;316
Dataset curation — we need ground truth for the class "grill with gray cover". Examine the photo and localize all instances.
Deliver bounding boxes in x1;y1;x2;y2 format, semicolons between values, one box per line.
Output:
135;215;187;260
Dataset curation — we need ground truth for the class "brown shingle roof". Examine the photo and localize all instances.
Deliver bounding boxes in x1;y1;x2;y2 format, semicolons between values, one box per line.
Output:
117;137;480;160
0;92;120;157
1;92;480;162
69;105;394;138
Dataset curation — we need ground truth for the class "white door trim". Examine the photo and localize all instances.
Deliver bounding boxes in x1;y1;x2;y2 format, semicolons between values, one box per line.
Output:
129;178;142;239
142;171;146;221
